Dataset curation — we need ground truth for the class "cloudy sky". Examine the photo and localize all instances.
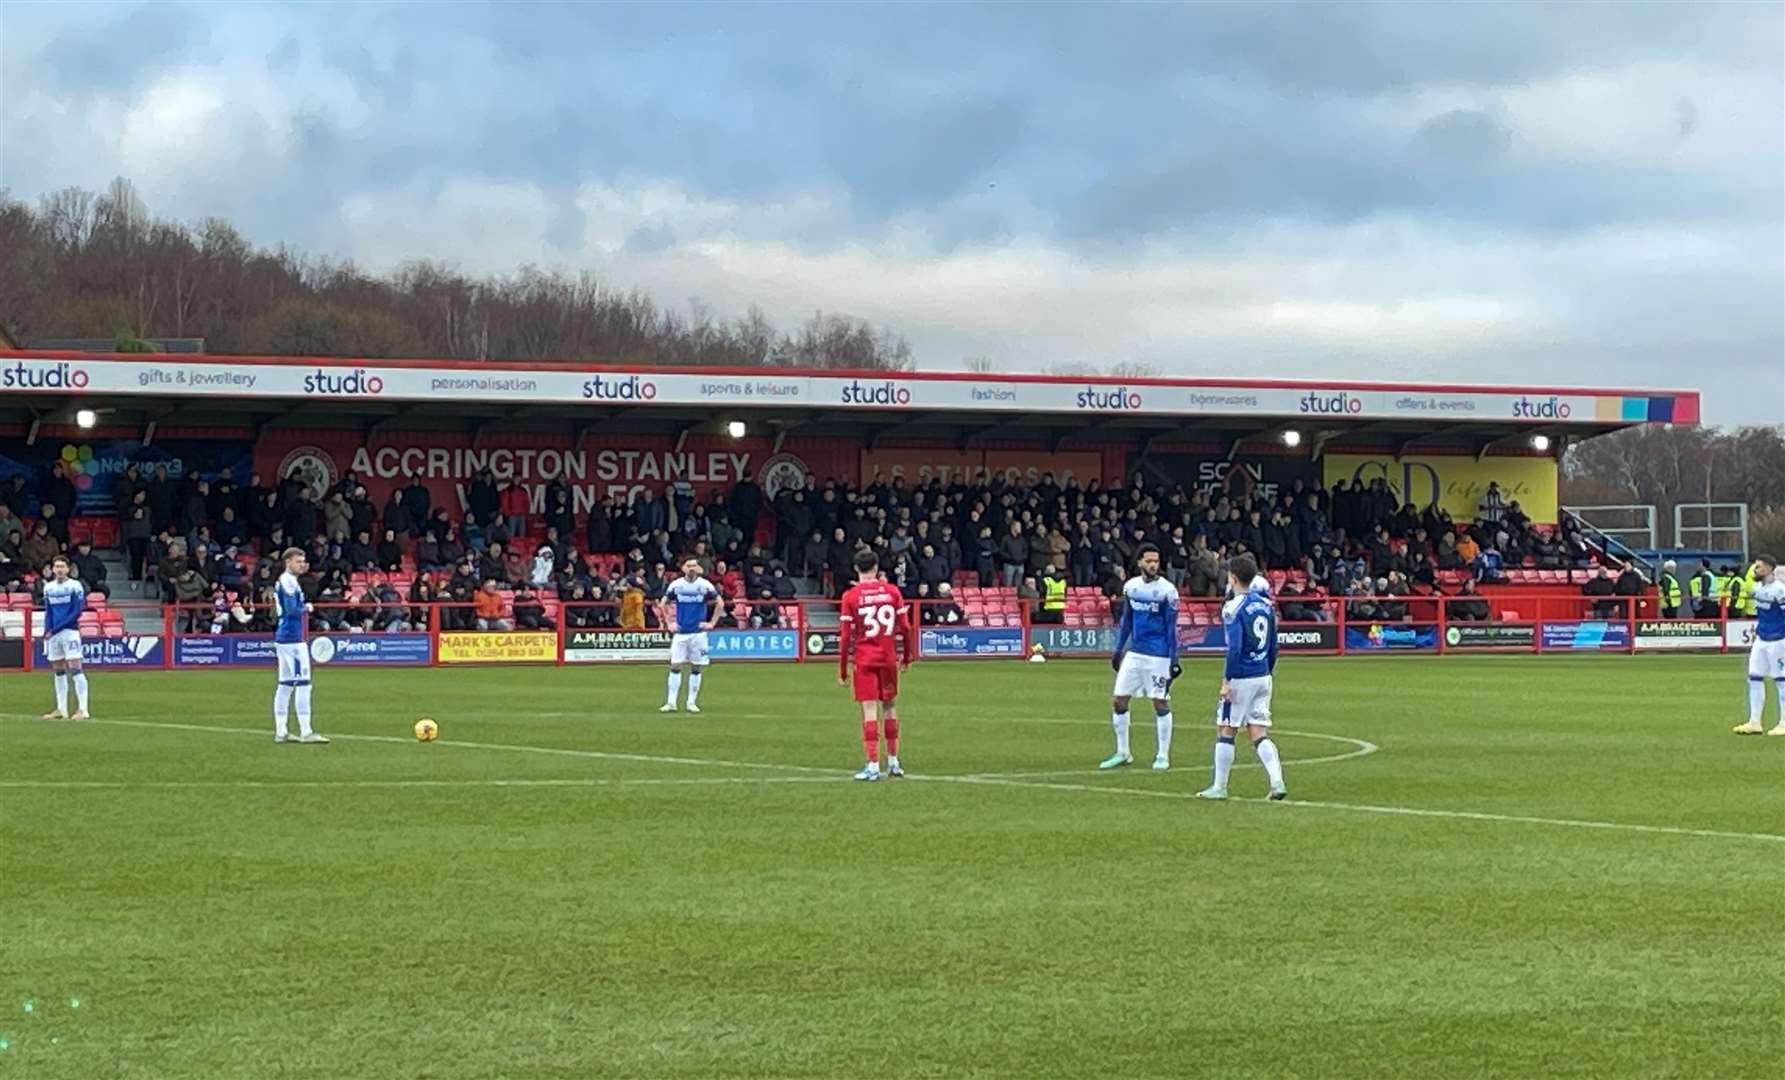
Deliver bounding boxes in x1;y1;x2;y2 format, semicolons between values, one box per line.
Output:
2;1;1781;424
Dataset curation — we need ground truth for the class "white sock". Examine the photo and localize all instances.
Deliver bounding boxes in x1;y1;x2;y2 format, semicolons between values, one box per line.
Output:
1213;736;1235;789
295;686;313;737
888;755;900;770
687;671;703;707
53;672;68;714
1255;737;1285;787
1776;681;1785;724
666;669;683;707
72;673;89;713
273;685;294;736
1154;711;1173;760
1750;679;1766;723
1112;710;1131;758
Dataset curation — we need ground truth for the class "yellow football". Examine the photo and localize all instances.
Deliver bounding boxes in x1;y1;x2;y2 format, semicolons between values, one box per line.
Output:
413;718;439;742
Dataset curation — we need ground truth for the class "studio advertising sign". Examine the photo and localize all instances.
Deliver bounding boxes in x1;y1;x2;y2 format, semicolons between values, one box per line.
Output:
0;354;1691;426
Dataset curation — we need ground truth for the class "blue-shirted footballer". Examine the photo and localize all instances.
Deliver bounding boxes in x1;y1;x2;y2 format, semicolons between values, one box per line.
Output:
1733;554;1785;736
659;557;719;713
273;547;328;744
1101;544;1182;771
1197;554;1288;801
40;555;91;720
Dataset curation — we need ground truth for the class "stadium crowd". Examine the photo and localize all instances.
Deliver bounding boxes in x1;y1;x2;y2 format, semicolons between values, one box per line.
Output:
0;458;1674;633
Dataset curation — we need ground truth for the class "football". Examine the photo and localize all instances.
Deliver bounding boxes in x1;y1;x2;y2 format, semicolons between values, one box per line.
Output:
413;718;439;742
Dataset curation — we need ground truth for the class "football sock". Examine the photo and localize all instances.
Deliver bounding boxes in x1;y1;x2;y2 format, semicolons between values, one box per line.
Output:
273;685;293;735
1112;709;1131;758
686;671;702;707
884;714;900;757
1155;711;1173;759
861;718;880;764
295;686;313;737
1750;677;1766;723
1255;737;1285;787
1213;734;1235;788
72;673;90;713
53;672;68;714
665;669;683;707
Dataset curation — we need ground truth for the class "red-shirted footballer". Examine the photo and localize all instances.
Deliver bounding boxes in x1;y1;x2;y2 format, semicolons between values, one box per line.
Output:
837;548;915;781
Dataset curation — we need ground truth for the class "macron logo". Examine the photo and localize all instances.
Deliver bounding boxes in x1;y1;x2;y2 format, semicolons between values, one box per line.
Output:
1512;396;1571;419
1299;392;1363;415
303;368;384;395
582;375;658;401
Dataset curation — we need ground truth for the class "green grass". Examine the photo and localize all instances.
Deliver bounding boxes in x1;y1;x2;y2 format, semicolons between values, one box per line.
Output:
3;655;1783;1079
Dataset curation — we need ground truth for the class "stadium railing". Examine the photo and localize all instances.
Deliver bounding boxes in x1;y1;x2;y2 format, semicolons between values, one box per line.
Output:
0;594;1753;672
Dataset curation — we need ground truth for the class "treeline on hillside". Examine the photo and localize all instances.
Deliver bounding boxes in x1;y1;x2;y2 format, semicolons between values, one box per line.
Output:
0;178;912;369
1563;424;1785;551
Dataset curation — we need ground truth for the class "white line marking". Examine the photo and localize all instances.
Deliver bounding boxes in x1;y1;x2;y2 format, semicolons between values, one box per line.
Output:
6;717;1777;846
0;776;842;790
9;718;836;775
912;775;1785;845
964;731;1378;777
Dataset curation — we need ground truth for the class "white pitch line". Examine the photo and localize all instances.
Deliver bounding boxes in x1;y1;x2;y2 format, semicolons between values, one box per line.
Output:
964;731;1378;778
12;717;837;776
912;774;1785;845
7;716;1777;846
0;776;843;790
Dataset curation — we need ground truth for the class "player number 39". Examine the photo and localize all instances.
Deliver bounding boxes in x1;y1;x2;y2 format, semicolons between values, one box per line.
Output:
860;604;897;638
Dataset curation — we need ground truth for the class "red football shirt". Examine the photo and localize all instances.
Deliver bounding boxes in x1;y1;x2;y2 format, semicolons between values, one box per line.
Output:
838;579;909;674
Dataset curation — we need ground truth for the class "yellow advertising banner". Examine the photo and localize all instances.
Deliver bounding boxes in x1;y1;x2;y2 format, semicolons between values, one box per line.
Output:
1322;454;1558;522
861;449;1107;487
437;631;558;664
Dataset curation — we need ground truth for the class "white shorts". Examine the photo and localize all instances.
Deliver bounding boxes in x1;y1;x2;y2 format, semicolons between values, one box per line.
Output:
275;641;313;686
1113;653;1174;700
670;632;710;667
44;629;83;663
1215;675;1273;729
1748;639;1785;680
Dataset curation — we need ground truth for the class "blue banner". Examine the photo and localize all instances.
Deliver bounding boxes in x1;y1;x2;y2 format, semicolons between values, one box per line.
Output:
1344;624;1439;651
919;627;1026;657
310;633;432;665
33;634;164;668
1540;621;1630;650
0;438;253;514
709;629;799;660
174;633;431;667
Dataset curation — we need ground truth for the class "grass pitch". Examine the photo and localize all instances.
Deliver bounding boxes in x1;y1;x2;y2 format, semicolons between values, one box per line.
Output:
3;655;1783;1079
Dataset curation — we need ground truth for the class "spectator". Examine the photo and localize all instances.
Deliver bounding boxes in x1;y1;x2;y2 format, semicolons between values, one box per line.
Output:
1473;545;1506;585
37;503;69;548
474;580;513;631
1018;574;1042;618
1034;565;1067;624
750;589;781;628
345;529;377;571
42;460;77;521
1614;562;1646;616
439;526;467;570
377;529;403;572
513;586;552;631
409;580;438;630
932;581;964;625
618;580;647;629
999;522;1028;587
530;545;556;589
1279;582;1325;623
173;564;210;631
1582;567;1619;619
1446;579;1490;622
21;521;58;569
400;477;431;532
69;538;109;599
1477;482;1506;527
